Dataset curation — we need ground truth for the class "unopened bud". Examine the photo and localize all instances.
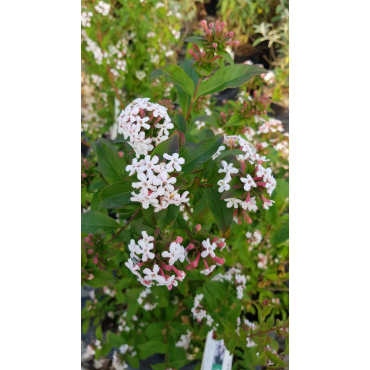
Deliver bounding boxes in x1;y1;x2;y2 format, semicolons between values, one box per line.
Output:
118;151;123;157
221;21;226;28
82;173;87;178
233;40;240;46
88;274;94;280
195;224;201;232
212;43;218;49
175;236;183;243
209;22;214;28
87;249;94;255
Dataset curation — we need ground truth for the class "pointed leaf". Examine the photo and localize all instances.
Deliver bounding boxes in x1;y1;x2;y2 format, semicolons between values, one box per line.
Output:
81;211;119;233
196;65;267;97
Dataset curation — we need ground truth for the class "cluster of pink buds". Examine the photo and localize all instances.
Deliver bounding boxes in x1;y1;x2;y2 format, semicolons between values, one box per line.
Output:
200;19;240;50
220;109;234;124
188;20;240;75
239;91;271;120
81;158;96;186
81;231;109;284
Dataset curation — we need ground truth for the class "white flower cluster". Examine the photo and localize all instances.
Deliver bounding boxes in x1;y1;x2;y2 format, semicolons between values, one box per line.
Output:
91;74;103;86
221;135;276;212
118;311;131;332
195;120;205;129
246;230;262;248
137;288;158;311
257;253;268;269
125;232;187;290
119;344;136;356
190;294;215;328
257;117;284;135
81;11;93;27
118;98;175;157
128;154;189;212
95;1;110;16
82;30;104;65
212;268;248;300
175;330;192;351
217;160;239;193
112;352;128;370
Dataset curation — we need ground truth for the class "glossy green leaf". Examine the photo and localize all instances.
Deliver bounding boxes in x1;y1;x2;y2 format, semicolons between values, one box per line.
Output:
151;132;180;157
87;269;117;288
174;114;187;134
224;114;245;127
218;50;234;65
196;65;267;97
205;187;234;236
180;134;224;174
95;138;127;184
99;181;133;208
215;149;245;161
157;204;180;230
184;36;205;47
81;211;119;233
138;341;168;358
150;64;194;96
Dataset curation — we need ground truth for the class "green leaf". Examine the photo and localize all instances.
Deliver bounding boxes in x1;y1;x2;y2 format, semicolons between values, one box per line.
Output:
81;211;119;233
107;331;125;347
184;36;205;47
205;187;234;236
99;181;133;208
95;325;103;341
174;114;187;134
180;58;200;88
87;269;117;288
197;65;267;97
218;50;234;65
176;85;191;117
192;115;218;126
157;204;180;230
205;281;228;300
215;149;245;161
145;322;166;338
180;134;224;174
224;114;245;128
271;223;289;245
138;341;168;358
82;318;90;334
150;64;194;96
151;132;180;157
95;139;126;183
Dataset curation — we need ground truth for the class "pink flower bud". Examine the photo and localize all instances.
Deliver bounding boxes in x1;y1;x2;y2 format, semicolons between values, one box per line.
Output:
195;224;201;232
233;40;240;46
82;173;87;178
216;20;220;26
175;236;183;243
212;43;218;49
209;22;214;28
88;233;94;238
228;31;234;37
118;151;123;157
93;255;99;264
200;20;208;30
87;249;94;255
88;274;94;280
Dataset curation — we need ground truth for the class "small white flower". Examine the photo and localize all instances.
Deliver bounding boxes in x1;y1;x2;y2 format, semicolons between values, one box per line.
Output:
240;174;257;191
201;238;217;258
163;153;185;172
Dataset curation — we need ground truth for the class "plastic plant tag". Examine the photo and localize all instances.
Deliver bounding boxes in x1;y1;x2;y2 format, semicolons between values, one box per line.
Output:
201;331;233;370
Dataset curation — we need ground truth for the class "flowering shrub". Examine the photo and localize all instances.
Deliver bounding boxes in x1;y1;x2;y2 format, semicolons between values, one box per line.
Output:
82;18;289;369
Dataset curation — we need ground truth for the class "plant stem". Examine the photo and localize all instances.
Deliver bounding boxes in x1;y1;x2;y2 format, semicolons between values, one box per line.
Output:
107;209;140;244
185;78;202;121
